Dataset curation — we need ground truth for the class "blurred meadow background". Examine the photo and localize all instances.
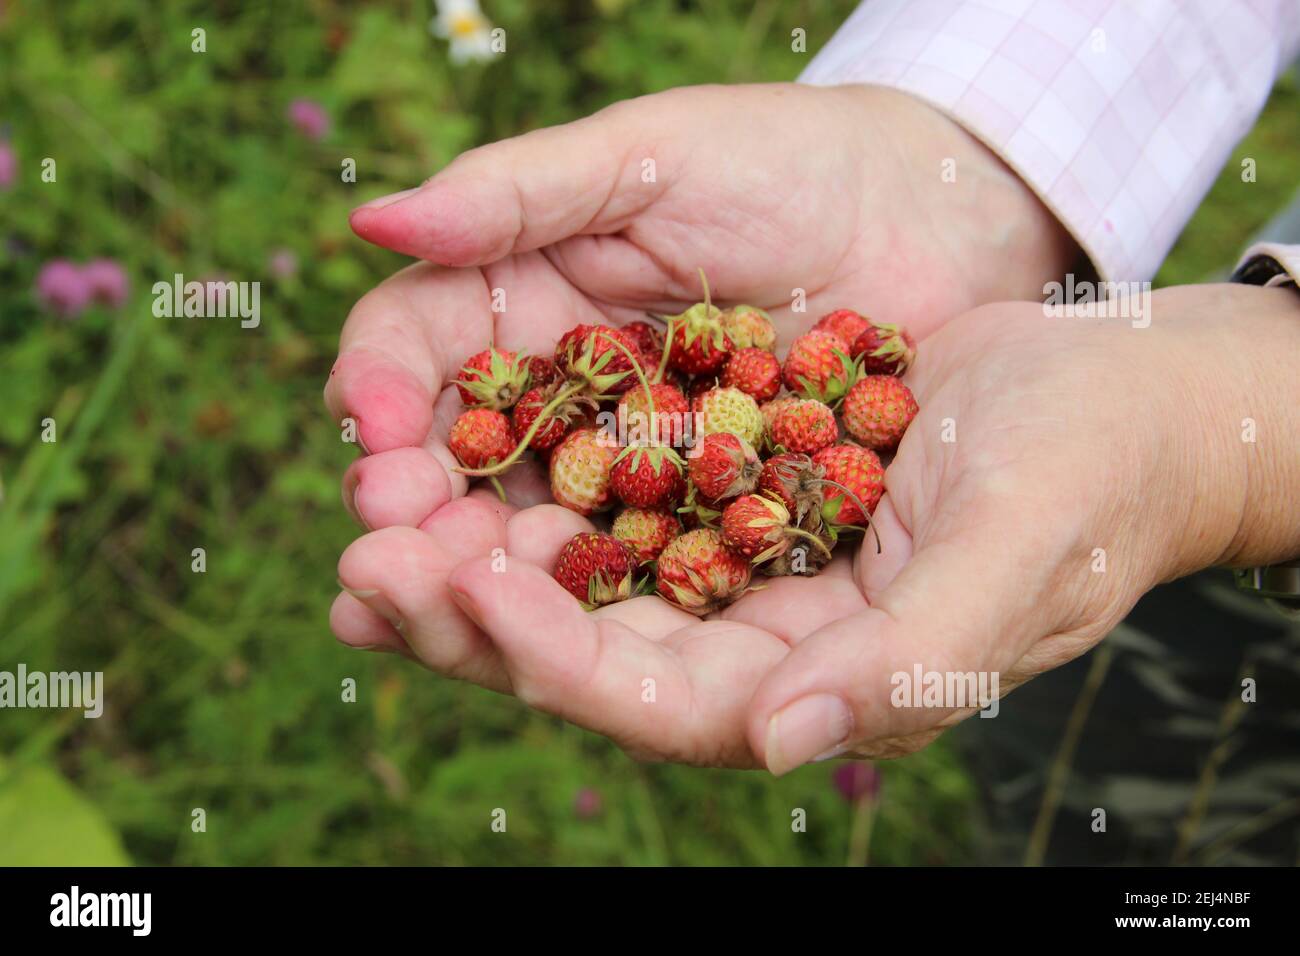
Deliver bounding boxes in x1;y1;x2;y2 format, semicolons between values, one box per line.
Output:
0;0;1296;865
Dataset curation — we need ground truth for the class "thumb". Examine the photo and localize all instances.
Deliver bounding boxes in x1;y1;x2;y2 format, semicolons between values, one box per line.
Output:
349;105;661;265
746;516;1060;775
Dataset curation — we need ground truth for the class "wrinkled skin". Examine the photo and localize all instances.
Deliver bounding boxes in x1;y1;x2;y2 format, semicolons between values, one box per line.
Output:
325;84;1299;771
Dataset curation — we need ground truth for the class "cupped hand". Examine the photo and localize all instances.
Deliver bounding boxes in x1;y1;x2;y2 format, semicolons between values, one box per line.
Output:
333;283;1300;771
325;82;1084;767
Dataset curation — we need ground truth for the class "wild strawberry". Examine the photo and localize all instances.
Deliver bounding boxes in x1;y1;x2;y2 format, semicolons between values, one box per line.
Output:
612;508;680;564
723;493;836;567
449;408;514;469
664;279;733;375
655;528;752;615
455;347;531;409
554;324;643;397
677;483;727;530
526;355;561;389
842;376;918;451
759;395;800;442
721;347;781;402
610;446;686;510
621;320;666;366
813;444;884;526
549;428;618;515
512;384;584;452
720;304;777;351
695;386;764;448
770;399;837;454
687;432;761;501
758;452;825;524
813;309;871;347
851;321;917;376
617;382;691;446
782;330;858;404
553;532;637;609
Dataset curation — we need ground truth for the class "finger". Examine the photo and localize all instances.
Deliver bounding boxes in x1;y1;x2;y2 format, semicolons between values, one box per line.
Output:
343;446;453;530
329;591;414;658
349;100;663;264
853;493;913;598
447;557;785;765
325;263;493;454
747;496;1063;774
719;558;867;645
337;504;511;692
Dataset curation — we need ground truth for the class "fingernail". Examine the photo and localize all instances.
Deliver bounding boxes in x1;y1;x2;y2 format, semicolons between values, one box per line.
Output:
765;694;853;777
338;581;402;627
349;483;373;531
353;187;421;213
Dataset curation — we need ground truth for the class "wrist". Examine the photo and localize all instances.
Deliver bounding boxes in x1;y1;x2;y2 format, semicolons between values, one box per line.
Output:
1156;285;1300;577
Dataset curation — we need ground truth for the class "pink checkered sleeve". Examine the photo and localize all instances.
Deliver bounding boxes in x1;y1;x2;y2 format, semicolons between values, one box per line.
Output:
800;0;1300;282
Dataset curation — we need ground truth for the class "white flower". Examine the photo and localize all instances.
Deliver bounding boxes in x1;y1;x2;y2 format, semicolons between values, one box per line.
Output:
430;0;497;65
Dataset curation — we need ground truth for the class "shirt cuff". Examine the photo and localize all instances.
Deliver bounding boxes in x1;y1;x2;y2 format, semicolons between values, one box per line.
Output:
801;0;1300;283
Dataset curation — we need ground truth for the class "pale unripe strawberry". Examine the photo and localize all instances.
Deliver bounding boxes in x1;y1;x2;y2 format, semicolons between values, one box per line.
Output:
549;428;618;515
612;508;680;564
655;529;751;615
553;533;637;608
770;399;837;454
842;376;918;451
695;386;764;448
720;304;776;351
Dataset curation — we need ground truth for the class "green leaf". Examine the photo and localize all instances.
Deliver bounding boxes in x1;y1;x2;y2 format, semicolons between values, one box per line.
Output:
0;758;130;866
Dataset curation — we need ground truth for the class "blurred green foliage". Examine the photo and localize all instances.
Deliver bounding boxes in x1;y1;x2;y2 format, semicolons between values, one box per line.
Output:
0;0;1294;865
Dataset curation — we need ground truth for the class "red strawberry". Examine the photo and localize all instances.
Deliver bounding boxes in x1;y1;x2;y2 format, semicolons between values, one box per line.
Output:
721;347;781;402
526;355;561;389
851;322;917;376
722;493;836;568
554;324;644;397
655;528;752;615
758;452;825;524
782;330;858;404
610;446;686;509
617;382;691;446
455;347;531;409
620;320;666;366
842;376;918;451
770;399;837;454
612;508;680;564
686;432;761;501
549;428;618;515
813;309;871;347
813;444;884;526
664;293;733;375
512;384;583;452
553;532;637;608
449;408;514;469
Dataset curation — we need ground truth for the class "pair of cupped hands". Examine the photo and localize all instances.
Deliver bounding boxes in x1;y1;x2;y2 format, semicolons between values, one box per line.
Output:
326;84;1298;774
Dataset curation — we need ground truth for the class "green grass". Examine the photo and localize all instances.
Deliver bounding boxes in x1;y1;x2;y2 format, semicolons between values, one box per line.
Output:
0;1;1295;866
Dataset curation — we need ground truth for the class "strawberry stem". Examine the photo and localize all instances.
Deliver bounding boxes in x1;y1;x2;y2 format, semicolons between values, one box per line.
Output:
454;379;587;477
817;477;883;554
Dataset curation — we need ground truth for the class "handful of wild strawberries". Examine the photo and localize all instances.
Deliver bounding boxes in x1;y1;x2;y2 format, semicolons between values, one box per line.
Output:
446;275;919;616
